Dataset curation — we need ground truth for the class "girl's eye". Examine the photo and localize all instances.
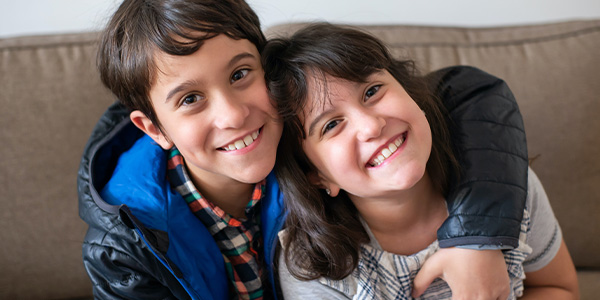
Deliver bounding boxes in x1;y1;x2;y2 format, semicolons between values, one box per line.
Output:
231;69;249;83
364;85;381;101
322;119;341;135
181;94;204;106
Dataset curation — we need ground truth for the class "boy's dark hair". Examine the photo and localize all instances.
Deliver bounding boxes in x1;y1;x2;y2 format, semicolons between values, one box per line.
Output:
263;23;459;280
97;0;266;131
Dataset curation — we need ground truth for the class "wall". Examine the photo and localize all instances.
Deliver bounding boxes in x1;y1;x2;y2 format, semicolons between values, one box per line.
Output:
1;0;600;38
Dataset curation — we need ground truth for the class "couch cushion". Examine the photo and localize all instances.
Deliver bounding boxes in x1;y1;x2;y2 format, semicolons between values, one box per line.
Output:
0;32;114;299
267;20;600;268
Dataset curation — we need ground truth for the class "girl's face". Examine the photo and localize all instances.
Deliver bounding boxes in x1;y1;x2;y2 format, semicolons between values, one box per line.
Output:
301;70;432;200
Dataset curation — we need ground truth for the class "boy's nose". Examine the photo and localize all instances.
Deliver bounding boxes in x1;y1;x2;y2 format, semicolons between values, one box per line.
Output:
214;94;250;129
355;110;385;142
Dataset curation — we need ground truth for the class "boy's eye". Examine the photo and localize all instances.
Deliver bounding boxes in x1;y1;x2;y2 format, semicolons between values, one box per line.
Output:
231;69;249;83
322;119;341;135
181;94;204;106
364;85;381;101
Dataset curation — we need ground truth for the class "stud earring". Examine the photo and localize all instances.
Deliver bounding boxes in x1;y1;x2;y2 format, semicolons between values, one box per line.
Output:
325;189;331;195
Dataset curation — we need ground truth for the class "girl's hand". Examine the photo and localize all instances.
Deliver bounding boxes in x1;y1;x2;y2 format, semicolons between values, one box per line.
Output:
412;247;510;300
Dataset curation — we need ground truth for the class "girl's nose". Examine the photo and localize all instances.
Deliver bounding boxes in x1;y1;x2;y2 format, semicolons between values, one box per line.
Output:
355;109;385;142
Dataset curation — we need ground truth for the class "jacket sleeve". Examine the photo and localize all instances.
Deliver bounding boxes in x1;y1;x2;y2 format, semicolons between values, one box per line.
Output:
82;228;189;300
427;66;528;249
77;102;191;300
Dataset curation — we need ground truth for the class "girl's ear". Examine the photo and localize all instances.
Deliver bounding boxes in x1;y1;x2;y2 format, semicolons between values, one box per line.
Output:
130;110;174;150
307;171;341;197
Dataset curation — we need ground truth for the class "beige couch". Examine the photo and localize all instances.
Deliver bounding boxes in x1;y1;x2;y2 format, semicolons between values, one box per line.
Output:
1;19;598;299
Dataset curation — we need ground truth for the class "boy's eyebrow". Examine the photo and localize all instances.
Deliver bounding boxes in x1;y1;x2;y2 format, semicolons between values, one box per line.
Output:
166;80;198;103
165;52;256;103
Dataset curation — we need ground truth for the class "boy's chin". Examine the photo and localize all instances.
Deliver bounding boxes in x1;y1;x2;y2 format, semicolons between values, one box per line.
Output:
237;164;275;184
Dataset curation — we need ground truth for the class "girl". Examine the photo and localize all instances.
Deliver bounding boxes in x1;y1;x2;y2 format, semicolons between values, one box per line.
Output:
264;23;579;299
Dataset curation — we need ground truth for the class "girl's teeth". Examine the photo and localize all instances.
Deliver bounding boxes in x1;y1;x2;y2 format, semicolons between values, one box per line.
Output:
234;140;246;149
370;136;405;166
224;130;260;151
388;143;398;153
382;148;392;158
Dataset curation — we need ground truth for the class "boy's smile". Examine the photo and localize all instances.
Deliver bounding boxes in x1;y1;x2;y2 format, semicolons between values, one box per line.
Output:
218;128;261;152
132;34;282;195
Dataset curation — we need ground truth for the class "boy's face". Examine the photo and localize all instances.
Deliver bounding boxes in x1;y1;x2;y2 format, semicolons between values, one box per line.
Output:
132;34;282;188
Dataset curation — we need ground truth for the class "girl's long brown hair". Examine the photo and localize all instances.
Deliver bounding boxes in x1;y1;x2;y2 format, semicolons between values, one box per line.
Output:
263;23;459;280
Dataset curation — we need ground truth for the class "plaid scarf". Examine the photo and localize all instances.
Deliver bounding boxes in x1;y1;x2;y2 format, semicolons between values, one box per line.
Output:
167;148;265;300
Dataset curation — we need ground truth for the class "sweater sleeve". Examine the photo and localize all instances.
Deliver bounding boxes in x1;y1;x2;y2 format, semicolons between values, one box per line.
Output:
522;168;562;272
427;66;528;249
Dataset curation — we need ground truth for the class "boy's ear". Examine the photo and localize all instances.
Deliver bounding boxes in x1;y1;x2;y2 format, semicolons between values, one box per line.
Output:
307;171;340;197
130;110;174;150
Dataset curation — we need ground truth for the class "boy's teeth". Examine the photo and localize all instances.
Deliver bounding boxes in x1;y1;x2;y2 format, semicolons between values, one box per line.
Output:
243;135;254;145
369;136;405;166
224;130;260;151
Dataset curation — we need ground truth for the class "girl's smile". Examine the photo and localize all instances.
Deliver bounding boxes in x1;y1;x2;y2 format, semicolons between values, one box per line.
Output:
301;70;432;201
367;132;407;168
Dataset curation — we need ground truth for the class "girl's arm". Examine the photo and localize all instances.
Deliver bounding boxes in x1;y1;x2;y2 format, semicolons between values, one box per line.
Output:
521;240;579;299
521;169;578;298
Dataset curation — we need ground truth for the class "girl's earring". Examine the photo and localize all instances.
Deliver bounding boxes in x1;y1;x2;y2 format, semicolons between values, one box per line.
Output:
325;189;331;195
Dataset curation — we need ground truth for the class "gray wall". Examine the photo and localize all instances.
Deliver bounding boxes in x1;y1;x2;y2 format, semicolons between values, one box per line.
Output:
2;0;600;38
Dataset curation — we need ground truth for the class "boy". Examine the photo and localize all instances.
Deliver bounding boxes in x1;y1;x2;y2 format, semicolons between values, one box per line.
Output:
78;0;528;299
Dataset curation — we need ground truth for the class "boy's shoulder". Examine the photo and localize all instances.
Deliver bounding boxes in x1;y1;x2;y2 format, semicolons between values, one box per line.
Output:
101;134;172;229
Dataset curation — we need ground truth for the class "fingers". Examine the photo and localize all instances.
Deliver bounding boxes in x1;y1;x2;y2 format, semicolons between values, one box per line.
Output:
414;248;511;300
499;288;510;300
411;253;443;297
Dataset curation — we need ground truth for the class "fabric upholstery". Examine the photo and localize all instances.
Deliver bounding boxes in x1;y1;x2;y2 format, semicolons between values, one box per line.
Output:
0;33;114;299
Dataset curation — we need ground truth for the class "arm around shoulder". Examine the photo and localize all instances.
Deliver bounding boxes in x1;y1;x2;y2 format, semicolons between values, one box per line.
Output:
428;66;528;248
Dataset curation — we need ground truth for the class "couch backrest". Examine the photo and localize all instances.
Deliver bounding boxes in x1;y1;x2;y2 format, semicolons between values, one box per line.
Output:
0;33;114;299
267;20;600;268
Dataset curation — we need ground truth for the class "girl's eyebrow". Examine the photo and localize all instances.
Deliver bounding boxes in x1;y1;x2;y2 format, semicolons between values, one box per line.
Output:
226;52;255;70
307;107;333;137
